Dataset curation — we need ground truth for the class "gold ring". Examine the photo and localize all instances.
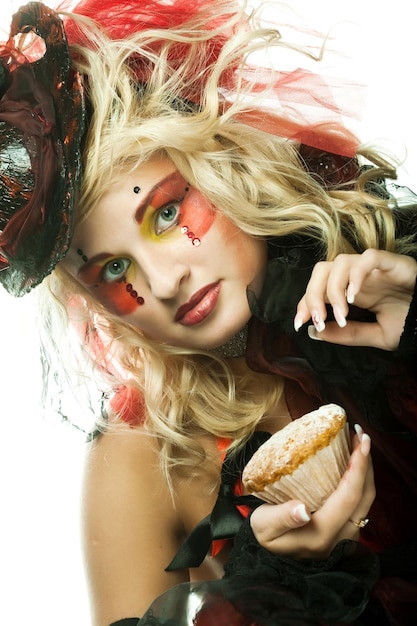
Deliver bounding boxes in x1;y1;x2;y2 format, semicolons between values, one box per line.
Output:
349;517;369;528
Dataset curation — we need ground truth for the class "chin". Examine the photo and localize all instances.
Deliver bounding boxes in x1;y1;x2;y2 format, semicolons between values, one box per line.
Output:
198;319;250;353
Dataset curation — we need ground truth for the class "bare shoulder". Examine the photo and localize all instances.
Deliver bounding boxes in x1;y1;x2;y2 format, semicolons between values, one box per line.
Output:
84;425;178;513
82;426;187;625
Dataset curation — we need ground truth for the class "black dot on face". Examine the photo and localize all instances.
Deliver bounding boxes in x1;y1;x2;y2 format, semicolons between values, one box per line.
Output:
77;248;89;262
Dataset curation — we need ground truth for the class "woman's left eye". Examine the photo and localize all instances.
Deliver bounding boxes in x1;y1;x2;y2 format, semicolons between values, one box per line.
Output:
155;202;180;235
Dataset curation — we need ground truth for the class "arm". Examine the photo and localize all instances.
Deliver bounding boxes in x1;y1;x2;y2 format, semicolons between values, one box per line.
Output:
82;428;188;626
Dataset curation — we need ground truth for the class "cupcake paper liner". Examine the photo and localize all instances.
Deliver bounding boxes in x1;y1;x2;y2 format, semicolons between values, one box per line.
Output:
251;424;351;511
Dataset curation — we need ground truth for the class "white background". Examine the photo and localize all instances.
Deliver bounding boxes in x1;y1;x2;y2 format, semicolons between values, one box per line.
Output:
0;1;416;625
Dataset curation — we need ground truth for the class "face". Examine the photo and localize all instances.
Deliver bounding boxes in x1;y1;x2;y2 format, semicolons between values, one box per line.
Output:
63;157;267;350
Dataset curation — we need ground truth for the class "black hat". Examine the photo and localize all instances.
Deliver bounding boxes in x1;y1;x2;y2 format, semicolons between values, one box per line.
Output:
0;2;85;296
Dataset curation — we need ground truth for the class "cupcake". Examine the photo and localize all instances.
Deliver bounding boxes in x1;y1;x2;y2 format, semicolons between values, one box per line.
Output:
242;404;351;511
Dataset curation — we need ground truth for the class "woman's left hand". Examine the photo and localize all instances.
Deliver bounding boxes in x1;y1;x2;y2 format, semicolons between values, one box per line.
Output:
294;249;417;350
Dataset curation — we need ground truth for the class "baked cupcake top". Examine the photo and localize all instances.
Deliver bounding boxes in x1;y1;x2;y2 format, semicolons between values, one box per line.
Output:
242;403;347;493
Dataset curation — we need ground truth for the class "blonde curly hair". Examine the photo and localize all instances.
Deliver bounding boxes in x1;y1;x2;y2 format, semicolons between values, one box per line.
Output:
38;0;415;488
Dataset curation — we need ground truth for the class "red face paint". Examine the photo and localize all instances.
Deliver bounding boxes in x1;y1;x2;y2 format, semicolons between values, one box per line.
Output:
77;253;144;316
140;171;215;244
178;181;216;246
179;185;215;245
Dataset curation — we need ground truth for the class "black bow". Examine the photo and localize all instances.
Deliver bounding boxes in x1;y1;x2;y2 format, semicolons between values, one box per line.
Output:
166;431;270;571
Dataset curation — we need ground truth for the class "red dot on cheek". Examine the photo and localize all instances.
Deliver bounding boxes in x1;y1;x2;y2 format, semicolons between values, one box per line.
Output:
93;283;144;316
125;283;145;307
80;264;145;315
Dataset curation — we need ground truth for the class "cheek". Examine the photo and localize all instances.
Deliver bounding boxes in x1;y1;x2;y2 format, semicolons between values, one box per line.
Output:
94;282;144;316
179;188;215;243
216;217;266;283
79;265;144;316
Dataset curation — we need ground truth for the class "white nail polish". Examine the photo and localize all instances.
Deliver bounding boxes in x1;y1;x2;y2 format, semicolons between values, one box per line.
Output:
293;503;310;523
354;423;364;440
308;325;323;341
312;311;325;332
294;316;302;332
346;284;355;304
333;305;347;328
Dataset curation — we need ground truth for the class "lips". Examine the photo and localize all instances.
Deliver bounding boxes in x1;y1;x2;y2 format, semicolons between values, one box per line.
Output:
175;282;221;326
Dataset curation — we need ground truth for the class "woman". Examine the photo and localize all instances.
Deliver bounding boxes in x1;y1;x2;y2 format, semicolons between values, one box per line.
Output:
1;1;416;624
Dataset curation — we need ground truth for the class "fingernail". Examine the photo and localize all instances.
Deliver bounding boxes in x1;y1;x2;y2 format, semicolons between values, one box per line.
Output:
292;503;311;523
354;423;364;441
311;311;325;332
308;325;323;341
361;433;371;456
346;284;355;304
333;305;346;328
294;315;303;332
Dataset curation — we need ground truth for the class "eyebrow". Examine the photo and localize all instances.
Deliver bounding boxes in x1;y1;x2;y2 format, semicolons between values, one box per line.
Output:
77;252;112;279
134;170;181;224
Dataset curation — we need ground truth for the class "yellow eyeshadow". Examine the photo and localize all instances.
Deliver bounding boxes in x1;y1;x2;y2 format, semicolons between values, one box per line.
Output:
140;203;178;242
139;205;157;240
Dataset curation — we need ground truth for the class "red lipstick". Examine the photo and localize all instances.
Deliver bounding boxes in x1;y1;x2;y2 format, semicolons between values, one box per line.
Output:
175;282;221;326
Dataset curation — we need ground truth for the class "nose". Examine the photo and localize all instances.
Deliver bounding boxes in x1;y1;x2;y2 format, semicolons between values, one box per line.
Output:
135;246;190;300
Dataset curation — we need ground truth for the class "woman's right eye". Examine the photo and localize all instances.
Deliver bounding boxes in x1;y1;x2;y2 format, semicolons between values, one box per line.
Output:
155;202;181;235
101;258;131;282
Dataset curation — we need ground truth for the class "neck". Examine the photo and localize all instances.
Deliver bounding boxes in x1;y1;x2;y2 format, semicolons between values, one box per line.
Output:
209;324;248;359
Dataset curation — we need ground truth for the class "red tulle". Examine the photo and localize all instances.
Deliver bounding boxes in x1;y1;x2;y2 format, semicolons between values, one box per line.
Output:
234;67;362;156
110;385;145;426
211;438;251;559
62;0;238;40
61;0;363;156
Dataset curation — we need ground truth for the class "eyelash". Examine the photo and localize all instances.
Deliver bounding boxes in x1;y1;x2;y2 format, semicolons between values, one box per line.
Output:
101;258;131;283
154;201;181;236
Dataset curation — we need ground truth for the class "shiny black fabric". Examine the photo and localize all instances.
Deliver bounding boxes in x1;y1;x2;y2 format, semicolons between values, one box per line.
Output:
224;526;379;624
137;578;373;625
116;538;382;626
